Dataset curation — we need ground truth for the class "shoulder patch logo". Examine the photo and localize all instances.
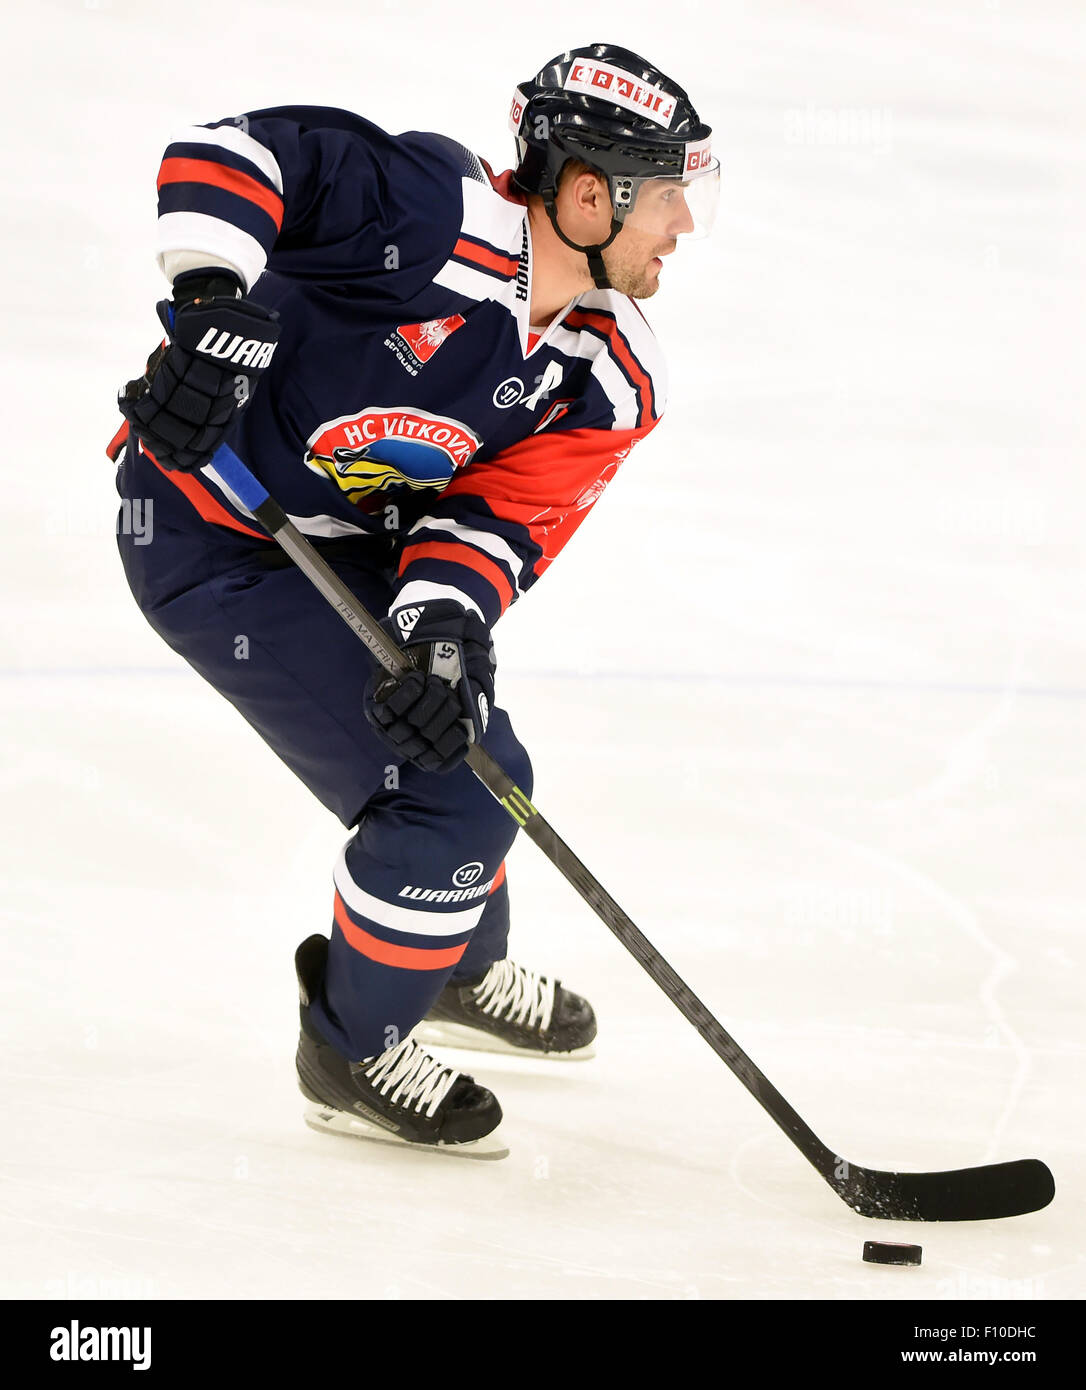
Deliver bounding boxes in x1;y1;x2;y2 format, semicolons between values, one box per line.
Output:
385;315;466;375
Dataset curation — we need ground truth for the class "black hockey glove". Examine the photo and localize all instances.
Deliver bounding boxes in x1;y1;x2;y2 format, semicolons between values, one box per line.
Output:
364;600;496;774
117;268;280;473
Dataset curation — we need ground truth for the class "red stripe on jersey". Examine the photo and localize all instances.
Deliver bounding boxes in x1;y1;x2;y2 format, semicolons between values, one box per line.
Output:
563;308;656;427
452;236;519;278
157;156;285;231
333;893;469;971
442;423;656;578
143;444;268;540
489;860;507;894
398;539;515;613
106;420;130;463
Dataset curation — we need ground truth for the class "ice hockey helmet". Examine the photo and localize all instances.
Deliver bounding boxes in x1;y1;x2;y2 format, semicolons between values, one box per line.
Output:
509;44;718;288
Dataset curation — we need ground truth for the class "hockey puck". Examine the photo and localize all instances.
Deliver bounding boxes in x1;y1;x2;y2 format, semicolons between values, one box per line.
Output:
863;1241;922;1266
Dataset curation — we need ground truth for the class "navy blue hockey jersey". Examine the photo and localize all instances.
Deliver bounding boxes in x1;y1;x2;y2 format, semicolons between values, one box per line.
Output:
111;106;666;626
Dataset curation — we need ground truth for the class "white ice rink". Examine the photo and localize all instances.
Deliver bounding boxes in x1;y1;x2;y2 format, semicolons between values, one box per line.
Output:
2;0;1083;1300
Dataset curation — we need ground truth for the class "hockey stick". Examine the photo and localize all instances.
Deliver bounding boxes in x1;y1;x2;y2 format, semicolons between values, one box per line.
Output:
207;443;1054;1222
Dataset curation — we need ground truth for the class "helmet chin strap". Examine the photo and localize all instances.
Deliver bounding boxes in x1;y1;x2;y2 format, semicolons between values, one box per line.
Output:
542;192;621;291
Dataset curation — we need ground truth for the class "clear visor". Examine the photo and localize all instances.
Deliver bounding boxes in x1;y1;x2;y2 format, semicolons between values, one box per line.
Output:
612;159;720;241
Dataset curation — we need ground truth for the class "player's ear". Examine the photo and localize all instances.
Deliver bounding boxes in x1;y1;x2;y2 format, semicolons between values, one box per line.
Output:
563;163;610;230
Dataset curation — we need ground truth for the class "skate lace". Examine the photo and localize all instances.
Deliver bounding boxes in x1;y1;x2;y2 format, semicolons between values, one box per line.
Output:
362;1035;460;1118
471;959;555;1033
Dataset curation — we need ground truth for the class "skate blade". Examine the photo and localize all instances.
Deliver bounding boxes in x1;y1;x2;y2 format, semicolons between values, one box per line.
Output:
414;1019;597;1061
302;1100;509;1160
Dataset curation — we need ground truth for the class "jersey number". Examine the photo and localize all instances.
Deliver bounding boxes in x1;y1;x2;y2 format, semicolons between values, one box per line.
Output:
523;360;565;412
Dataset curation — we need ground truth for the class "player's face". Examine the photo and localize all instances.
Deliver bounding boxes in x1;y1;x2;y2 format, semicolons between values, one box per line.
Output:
628;179;699;238
601;224;677;299
602;180;699;299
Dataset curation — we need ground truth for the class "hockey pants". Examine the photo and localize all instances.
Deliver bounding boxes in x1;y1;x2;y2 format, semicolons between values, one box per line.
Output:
117;513;533;1061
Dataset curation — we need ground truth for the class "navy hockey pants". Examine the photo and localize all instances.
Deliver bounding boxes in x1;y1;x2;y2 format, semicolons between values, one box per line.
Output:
116;510;533;1062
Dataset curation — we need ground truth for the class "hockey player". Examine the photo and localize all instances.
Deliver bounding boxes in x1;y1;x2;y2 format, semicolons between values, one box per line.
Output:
111;44;719;1156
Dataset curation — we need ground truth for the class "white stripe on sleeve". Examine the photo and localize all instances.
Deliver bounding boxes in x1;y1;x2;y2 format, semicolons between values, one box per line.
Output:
407;517;524;591
161;249;246;285
156;211;268;293
169;123;284;193
393;580;484;622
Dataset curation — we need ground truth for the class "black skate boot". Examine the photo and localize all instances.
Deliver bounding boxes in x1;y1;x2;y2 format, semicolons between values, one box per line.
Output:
294;935;507;1158
416;959;597;1060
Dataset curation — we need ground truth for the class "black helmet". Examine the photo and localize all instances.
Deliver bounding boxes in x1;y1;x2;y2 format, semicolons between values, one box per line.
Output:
509;44;718;288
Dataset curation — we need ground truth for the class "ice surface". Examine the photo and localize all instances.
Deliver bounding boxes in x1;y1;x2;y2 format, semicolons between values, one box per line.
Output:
1;0;1083;1300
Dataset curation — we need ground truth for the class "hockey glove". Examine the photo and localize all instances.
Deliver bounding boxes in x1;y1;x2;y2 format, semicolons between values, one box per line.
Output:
117;268;280;473
364;600;496;775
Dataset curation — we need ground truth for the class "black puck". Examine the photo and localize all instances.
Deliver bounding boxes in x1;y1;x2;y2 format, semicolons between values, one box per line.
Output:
863;1240;922;1266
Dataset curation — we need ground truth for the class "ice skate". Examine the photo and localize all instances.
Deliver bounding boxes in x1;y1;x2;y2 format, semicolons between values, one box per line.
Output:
416;958;597;1060
295;936;508;1158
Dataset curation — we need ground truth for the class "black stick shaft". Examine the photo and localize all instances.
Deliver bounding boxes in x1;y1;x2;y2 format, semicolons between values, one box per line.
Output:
224;466;836;1173
464;739;835;1166
206;447;1053;1221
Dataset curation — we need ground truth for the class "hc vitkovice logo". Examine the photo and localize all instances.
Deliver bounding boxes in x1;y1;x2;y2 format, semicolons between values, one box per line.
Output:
304;407;481;504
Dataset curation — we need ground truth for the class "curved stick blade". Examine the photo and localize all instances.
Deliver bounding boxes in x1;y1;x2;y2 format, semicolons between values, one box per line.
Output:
834;1158;1055;1222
